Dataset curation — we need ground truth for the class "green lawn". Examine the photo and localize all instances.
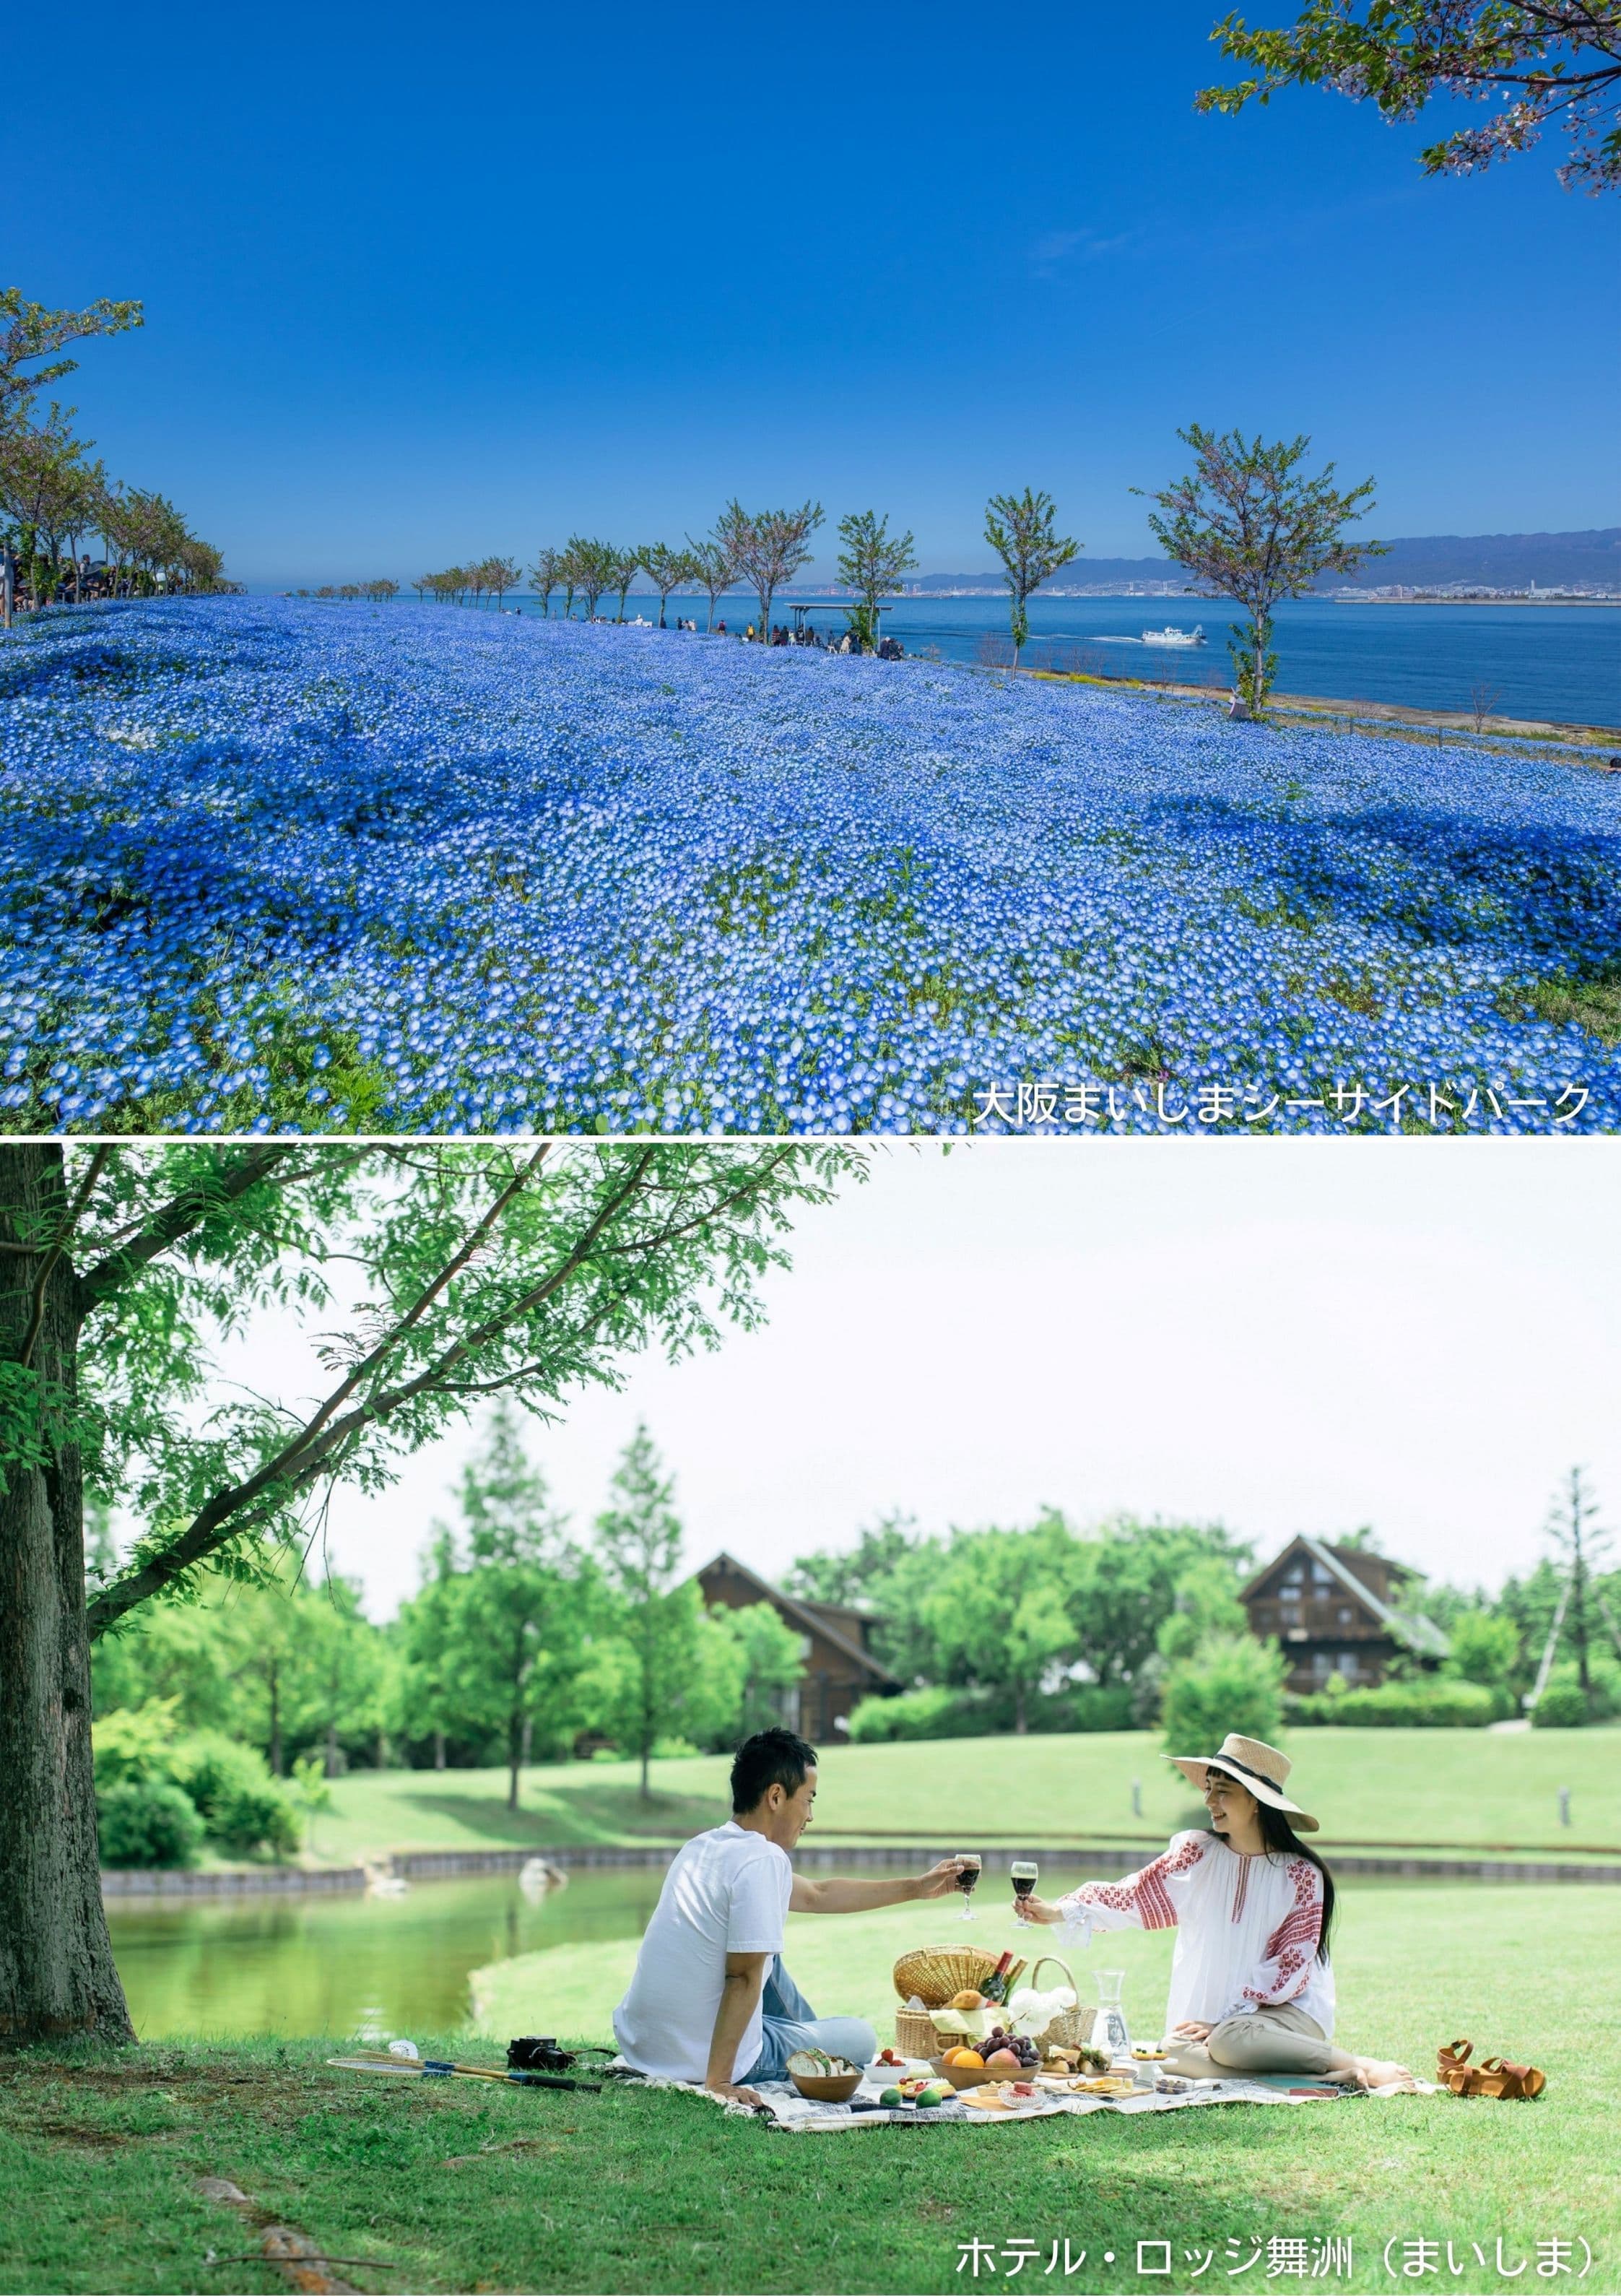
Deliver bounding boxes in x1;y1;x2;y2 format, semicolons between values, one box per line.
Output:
3;1886;1615;2296
310;1728;1621;1868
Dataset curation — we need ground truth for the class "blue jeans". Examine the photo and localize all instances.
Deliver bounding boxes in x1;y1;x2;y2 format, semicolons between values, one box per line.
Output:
742;1959;878;2084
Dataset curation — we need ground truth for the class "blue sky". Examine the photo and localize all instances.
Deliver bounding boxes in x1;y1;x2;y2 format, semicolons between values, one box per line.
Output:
9;1;1617;585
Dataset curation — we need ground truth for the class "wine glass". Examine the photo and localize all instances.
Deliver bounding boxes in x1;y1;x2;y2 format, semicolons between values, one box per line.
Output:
1009;1858;1038;1925
955;1851;982;1921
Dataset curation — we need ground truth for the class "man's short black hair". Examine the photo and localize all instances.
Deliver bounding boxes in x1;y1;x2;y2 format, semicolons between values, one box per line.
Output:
730;1727;818;1814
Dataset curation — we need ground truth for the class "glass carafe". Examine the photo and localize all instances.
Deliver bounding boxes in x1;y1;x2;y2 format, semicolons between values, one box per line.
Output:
1091;1970;1131;2063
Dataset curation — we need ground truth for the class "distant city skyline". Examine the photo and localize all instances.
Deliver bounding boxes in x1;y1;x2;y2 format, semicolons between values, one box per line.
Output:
9;2;1618;586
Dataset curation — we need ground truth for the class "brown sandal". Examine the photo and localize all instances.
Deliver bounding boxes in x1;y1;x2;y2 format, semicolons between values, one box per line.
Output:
1436;2040;1546;2100
1477;2056;1547;2100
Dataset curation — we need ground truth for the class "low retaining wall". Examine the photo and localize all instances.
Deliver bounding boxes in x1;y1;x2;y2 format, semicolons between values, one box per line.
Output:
100;1865;368;1899
101;1839;1621;1898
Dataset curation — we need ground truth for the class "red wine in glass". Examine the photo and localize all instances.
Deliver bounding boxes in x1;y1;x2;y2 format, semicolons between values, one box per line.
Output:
955;1852;982;1920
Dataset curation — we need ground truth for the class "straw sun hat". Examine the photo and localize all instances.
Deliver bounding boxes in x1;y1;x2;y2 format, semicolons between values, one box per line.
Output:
1165;1733;1319;1833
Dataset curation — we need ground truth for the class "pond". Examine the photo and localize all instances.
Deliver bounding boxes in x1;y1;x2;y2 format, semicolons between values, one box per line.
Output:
108;1868;670;2042
108;1862;1119;2040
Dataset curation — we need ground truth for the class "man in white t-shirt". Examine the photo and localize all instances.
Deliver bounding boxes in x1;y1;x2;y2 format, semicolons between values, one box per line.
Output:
614;1727;968;2105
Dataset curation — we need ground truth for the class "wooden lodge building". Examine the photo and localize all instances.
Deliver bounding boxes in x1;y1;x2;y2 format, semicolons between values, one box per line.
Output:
1242;1533;1450;1691
693;1551;901;1740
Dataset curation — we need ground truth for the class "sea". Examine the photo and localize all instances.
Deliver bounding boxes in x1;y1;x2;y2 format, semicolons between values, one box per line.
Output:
649;592;1621;729
269;588;1621;729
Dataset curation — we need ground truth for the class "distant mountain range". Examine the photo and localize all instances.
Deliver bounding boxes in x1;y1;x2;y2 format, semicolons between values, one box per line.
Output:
909;529;1621;592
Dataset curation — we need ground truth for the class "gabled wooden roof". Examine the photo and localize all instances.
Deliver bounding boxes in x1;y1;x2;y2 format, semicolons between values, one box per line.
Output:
694;1551;903;1687
1242;1533;1450;1660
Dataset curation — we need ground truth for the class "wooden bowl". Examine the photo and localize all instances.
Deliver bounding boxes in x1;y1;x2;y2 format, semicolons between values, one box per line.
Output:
931;2055;995;2091
788;2066;864;2104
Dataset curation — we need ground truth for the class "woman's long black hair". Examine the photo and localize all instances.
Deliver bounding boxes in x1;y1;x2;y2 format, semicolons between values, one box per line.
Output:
1256;1802;1336;1962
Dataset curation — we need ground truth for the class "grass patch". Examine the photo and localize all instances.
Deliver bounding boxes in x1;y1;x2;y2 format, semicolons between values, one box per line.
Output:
308;1729;1621;1869
3;1888;1616;2293
1518;961;1621;1048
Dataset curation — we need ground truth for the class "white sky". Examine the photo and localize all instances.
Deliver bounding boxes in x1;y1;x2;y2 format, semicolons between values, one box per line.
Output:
207;1140;1620;1621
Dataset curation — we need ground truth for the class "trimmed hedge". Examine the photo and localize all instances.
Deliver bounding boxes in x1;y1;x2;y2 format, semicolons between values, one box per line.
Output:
846;1684;1135;1743
1285;1680;1498;1728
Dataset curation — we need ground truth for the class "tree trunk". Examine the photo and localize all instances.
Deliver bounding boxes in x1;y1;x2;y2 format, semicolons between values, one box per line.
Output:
0;1146;134;2043
1014;1682;1027;1735
433;1728;446;1771
267;1660;282;1776
323;1719;339;1778
507;1713;521;1812
640;1740;651;1801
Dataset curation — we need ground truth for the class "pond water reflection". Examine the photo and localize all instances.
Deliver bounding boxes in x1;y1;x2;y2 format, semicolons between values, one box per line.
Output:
108;1868;669;2041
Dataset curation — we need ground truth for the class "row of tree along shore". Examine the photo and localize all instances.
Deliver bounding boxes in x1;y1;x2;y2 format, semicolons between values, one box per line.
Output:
301;441;1385;714
90;1399;1618;1878
2;280;1384;716
0;290;230;621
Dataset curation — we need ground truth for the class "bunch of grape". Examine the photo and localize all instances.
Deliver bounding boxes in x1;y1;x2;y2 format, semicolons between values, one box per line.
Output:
984;2027;1039;2070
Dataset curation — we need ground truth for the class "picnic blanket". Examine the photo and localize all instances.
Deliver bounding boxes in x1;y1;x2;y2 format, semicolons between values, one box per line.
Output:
622;2068;1434;2134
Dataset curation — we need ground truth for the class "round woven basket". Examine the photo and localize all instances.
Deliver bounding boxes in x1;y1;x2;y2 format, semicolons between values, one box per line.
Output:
891;1946;999;2010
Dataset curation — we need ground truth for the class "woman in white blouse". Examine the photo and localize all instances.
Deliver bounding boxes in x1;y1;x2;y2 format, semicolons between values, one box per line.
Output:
1017;1733;1413;2090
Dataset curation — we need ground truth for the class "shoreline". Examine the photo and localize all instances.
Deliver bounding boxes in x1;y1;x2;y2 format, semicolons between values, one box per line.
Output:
1022;665;1621;749
101;1836;1621;1899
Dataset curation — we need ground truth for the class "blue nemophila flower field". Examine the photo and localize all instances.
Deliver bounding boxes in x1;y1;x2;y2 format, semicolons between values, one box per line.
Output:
1;598;1617;1134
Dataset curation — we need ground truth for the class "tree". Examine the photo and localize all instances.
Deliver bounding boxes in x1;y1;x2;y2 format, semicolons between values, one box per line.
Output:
723;1600;807;1737
923;1520;1077;1733
425;1405;592;1806
1137;425;1383;714
0;288;143;435
1440;1606;1521;1691
1196;2;1621;194
1544;1465;1612;1706
640;542;698;629
0;1139;853;2043
1066;1517;1253;1687
1160;1630;1286;1752
529;548;562;616
718;499;824;638
785;1512;944;1684
591;1424;697;1795
565;535;615;619
0;407;100;608
835;510;918;651
609;547;643;622
685;534;740;631
983;488;1079;667
1155;1554;1250;1666
484;557;522;610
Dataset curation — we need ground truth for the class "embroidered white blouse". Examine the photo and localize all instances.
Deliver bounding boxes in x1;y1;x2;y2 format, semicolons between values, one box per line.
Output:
1054;1829;1335;2040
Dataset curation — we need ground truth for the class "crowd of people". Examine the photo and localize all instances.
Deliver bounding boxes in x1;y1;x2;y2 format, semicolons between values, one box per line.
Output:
703;618;905;657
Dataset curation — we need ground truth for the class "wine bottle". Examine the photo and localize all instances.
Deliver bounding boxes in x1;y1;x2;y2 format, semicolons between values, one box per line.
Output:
981;1950;1014;2005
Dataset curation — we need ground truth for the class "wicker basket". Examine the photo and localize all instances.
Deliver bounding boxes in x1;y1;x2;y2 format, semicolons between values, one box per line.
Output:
1020;1955;1090;2052
892;1946;999;2010
895;2007;944;2058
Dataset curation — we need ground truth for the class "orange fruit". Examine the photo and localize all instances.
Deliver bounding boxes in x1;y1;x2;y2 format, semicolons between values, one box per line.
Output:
956;2050;986;2071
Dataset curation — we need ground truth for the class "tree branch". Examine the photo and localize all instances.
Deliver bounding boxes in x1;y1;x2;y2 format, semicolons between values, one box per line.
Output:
18;1147;109;1368
76;1147;357;1313
85;1148;658;1637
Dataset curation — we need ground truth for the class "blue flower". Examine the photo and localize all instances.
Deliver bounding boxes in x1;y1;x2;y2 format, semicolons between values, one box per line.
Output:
0;596;1616;1135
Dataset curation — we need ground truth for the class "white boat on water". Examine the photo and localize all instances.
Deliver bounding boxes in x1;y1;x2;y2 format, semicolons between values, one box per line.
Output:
1140;624;1206;647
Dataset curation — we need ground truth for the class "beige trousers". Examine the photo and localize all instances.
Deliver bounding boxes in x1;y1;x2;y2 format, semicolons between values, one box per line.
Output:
1161;2000;1341;2080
